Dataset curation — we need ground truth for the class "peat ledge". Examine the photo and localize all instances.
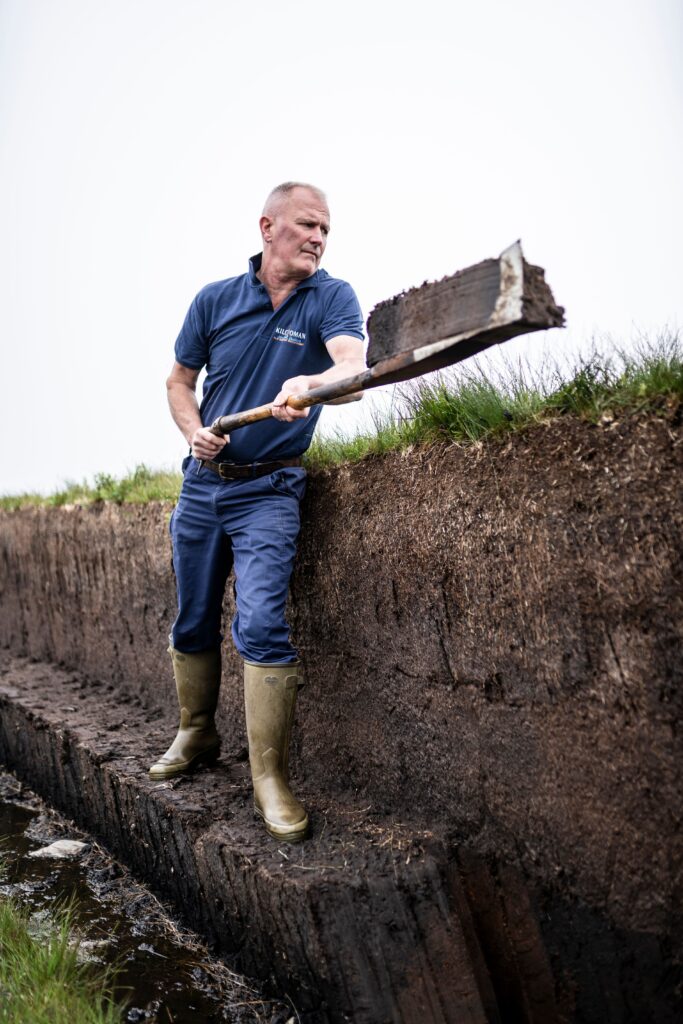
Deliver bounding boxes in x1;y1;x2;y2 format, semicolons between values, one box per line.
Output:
0;407;681;1023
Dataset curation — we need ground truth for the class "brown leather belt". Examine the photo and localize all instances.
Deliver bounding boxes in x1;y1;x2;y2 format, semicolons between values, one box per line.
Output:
201;457;302;480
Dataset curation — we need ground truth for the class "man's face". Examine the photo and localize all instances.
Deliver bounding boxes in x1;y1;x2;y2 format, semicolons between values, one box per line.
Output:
262;188;330;280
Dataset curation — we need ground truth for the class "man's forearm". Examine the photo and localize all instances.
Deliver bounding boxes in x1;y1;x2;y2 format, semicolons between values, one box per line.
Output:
167;381;203;445
307;358;366;404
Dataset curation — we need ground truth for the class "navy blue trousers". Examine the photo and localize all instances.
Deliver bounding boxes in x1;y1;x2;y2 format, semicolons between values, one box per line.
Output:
169;459;306;664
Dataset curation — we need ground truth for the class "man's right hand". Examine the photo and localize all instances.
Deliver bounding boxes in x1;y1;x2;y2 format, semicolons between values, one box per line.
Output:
190;426;229;461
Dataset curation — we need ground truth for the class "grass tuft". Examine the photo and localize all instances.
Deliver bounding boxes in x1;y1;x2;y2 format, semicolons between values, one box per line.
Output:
0;898;123;1024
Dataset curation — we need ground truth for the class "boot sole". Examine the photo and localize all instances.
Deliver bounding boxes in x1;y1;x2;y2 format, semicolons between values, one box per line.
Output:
149;745;220;780
254;805;309;843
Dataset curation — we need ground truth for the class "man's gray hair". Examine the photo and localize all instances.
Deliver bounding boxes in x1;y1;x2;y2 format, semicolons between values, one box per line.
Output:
263;181;328;215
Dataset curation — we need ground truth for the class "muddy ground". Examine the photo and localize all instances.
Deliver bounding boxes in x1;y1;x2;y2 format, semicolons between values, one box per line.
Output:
0;653;489;1023
1;406;681;1021
0;770;291;1023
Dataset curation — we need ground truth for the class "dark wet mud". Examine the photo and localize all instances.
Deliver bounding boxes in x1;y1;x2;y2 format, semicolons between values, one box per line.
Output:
0;771;291;1024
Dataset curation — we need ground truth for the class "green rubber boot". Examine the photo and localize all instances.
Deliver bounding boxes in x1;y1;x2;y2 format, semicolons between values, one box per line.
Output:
244;661;309;843
149;646;221;779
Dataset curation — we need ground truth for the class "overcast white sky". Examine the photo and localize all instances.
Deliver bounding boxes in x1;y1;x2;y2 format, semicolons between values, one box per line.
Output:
1;0;681;495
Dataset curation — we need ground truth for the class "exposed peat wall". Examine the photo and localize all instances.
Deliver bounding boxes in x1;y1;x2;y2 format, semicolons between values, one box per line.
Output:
1;408;681;1021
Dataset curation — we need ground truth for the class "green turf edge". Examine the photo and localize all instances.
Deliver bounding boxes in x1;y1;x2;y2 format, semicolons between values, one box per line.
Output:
2;332;681;509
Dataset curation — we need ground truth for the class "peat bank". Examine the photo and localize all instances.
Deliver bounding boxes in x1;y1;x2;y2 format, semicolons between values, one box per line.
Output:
0;408;681;1023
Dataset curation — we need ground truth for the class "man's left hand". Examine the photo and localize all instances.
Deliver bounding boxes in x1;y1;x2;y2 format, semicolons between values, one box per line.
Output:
271;376;313;422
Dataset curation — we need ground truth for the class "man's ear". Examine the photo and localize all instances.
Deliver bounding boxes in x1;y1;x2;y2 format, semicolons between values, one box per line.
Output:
259;214;273;244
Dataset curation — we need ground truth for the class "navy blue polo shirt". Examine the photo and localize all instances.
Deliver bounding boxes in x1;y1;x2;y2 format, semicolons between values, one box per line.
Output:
175;254;364;464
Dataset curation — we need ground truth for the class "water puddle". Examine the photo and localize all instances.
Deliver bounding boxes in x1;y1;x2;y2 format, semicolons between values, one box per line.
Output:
0;772;292;1023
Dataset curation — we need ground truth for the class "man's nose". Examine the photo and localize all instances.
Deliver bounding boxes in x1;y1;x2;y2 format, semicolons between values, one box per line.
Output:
309;226;324;246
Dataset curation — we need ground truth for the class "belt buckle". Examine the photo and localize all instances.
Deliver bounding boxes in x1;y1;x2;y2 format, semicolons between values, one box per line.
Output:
218;462;235;479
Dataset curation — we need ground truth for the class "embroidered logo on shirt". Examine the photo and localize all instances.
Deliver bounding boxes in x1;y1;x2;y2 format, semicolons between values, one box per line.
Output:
273;326;306;346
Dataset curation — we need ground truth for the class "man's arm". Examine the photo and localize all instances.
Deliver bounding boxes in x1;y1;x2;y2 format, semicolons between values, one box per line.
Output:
271;336;366;422
166;361;229;460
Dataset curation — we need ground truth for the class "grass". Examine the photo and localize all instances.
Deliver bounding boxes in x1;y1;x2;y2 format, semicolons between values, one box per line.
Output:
0;898;122;1024
0;464;183;511
304;330;683;469
1;332;681;506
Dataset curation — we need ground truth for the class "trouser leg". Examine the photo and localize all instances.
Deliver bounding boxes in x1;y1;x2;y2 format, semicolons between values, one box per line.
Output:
170;471;233;653
214;469;304;664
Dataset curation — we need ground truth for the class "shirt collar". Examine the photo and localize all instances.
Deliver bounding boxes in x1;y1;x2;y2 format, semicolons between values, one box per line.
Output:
248;253;320;291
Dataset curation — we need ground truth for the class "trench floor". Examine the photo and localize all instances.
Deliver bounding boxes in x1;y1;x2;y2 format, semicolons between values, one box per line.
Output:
0;769;292;1023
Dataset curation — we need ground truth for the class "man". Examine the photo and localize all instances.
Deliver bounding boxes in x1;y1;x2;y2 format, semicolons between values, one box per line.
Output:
149;183;365;844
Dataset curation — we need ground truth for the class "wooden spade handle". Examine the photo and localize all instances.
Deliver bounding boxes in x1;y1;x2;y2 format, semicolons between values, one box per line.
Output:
209;370;372;436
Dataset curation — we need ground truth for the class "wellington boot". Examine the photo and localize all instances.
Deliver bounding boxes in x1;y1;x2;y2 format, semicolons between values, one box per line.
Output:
244;661;309;843
149;646;221;779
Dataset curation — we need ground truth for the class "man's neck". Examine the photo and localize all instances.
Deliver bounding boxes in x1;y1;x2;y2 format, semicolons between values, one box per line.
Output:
257;256;311;310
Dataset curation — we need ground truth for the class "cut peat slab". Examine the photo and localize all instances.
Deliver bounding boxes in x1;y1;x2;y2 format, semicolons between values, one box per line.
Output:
366;242;565;382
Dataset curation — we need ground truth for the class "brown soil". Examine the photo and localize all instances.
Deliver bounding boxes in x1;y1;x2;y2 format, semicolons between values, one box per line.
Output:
1;406;682;1022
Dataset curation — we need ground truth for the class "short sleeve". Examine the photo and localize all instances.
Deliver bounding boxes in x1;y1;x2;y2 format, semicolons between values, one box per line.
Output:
319;282;364;343
174;296;209;369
